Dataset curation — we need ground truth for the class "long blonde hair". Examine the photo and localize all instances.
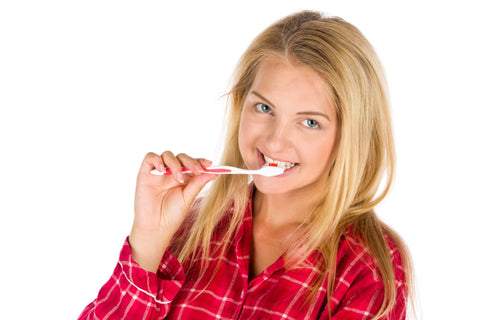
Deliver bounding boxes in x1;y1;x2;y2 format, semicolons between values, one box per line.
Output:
172;10;413;319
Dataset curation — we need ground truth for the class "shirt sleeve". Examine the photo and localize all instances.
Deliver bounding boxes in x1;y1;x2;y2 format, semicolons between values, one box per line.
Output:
78;237;185;320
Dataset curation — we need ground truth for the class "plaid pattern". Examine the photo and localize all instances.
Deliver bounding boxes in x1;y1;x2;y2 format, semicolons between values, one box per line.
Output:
79;204;406;320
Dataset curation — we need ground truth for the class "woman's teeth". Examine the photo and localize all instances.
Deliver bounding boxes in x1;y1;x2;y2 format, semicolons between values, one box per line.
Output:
263;154;297;169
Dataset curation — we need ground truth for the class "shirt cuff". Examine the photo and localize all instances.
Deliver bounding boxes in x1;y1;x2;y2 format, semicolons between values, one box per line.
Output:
117;237;185;304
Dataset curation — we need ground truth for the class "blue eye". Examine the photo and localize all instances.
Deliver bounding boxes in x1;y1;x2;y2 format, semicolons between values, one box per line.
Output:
301;119;319;128
255;103;272;114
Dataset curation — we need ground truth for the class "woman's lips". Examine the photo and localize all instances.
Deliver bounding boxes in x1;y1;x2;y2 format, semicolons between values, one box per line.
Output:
257;149;267;167
256;149;299;177
274;162;299;177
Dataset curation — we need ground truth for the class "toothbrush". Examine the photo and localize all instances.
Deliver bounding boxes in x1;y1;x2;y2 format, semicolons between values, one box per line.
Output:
151;164;285;177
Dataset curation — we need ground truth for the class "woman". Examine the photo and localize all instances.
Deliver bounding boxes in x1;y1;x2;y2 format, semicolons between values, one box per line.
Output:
80;10;413;319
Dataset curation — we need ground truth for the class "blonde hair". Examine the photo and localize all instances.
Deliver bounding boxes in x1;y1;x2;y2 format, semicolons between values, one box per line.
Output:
172;10;413;319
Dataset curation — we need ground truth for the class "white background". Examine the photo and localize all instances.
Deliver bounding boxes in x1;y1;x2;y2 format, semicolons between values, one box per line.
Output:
1;1;479;319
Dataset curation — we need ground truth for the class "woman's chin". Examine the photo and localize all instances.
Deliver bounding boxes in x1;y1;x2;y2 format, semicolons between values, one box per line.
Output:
252;176;295;195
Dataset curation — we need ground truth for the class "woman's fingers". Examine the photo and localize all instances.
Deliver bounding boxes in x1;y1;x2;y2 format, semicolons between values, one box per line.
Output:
161;152;213;182
182;173;218;208
197;158;213;169
139;152;163;170
141;151;213;184
161;151;185;183
176;153;208;175
179;156;217;206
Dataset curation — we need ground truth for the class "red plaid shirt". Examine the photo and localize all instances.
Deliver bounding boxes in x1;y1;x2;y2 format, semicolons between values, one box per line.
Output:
79;202;407;320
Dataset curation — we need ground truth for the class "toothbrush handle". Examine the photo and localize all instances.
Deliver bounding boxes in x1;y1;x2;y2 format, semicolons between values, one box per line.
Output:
203;167;234;173
151;168;193;175
151;167;233;176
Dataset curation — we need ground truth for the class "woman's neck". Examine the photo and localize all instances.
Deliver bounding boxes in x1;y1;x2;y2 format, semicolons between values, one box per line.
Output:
252;189;318;227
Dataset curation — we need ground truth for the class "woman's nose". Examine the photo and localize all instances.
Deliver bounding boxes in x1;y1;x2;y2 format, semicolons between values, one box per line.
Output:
265;121;292;152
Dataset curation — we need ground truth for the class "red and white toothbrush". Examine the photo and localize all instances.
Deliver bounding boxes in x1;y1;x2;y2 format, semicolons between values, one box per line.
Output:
151;164;284;177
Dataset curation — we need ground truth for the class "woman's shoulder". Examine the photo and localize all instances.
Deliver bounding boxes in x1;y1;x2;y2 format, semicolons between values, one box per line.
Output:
336;225;406;285
319;226;409;319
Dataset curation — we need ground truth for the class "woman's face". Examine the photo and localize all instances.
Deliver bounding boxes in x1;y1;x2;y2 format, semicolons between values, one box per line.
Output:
238;56;338;197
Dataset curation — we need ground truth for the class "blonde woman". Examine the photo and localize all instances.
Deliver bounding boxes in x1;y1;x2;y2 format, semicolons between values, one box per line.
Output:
80;10;413;320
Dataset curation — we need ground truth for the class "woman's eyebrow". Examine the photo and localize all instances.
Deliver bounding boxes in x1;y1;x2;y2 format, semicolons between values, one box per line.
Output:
251;90;330;121
296;111;330;121
251;91;277;109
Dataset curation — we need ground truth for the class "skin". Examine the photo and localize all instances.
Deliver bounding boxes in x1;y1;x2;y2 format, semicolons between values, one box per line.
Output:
129;56;338;277
130;152;217;272
238;56;338;277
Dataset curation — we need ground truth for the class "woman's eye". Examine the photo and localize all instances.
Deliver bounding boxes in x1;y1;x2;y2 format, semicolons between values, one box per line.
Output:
255;103;272;114
301;119;319;128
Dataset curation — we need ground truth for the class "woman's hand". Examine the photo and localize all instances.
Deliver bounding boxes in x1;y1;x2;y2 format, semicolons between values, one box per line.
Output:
129;151;217;272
